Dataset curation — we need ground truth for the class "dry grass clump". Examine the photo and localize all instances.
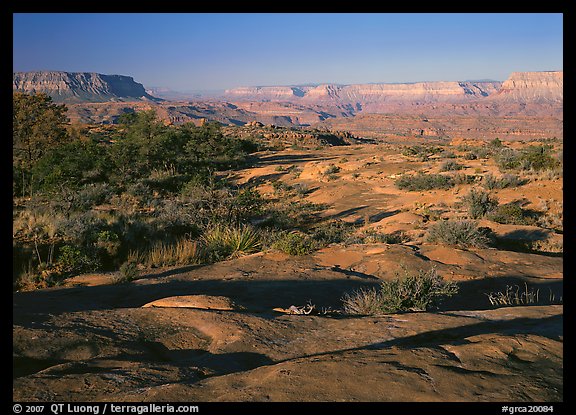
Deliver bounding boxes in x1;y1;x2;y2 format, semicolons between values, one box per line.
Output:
144;238;203;268
485;282;562;307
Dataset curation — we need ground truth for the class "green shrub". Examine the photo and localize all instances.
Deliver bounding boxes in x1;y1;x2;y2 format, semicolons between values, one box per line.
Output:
272;231;317;255
459;188;498;219
56;245;100;275
342;267;458;315
426;220;491;248
496;145;559;172
520;145;559;171
395;173;455;191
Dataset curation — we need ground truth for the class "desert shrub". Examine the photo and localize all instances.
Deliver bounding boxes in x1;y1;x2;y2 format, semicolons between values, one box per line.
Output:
272;180;293;193
537;203;563;232
495;148;522;170
272;231;317;255
452;173;476;185
486;203;535;225
426;220;491;248
439;150;456;159
395;173;454;191
341;287;383;315
126;181;154;205
72;183;116;210
291;183;311;196
439;160;464;172
482;173;526;190
114;261;140;284
464;147;490;160
323;164;341;175
488;137;504;148
459;188;499;219
342;267;458;315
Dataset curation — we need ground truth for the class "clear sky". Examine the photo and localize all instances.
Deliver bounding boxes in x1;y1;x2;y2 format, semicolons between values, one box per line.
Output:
13;13;563;92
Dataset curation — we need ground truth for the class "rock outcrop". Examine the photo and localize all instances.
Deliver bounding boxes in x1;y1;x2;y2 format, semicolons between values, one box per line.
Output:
13;71;161;103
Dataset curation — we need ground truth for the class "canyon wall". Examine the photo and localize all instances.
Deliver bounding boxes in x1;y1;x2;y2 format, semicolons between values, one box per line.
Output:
13;71;161;103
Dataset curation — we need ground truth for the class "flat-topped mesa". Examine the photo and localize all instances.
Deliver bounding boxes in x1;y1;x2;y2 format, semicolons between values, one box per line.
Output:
490;71;563;103
13;71;161;103
314;81;501;103
224;86;312;100
225;80;501;104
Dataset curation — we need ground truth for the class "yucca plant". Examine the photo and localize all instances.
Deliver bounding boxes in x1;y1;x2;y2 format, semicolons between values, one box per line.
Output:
202;224;262;262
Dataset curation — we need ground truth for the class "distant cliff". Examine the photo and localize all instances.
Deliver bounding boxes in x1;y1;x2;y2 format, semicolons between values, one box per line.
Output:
225;80;501;103
488;71;563;103
13;71;161;103
225;71;563;107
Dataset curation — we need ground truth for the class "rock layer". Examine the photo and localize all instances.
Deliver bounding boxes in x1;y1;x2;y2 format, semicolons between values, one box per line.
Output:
226;80;501;103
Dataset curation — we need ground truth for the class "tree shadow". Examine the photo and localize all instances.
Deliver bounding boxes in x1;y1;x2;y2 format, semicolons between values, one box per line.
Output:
366;209;401;223
13;277;382;327
498;228;550;241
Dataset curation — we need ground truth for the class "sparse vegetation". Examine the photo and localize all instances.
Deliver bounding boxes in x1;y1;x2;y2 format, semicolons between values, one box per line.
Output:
439;160;464;171
485;282;562;307
482;173;526;190
395;172;455;191
401;145;443;161
342;267;458;315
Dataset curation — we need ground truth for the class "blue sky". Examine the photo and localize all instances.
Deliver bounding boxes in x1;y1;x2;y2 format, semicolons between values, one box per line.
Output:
13;13;563;92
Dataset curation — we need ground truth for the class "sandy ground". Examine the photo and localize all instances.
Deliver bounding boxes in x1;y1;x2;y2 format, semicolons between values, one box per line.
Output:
13;140;563;402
